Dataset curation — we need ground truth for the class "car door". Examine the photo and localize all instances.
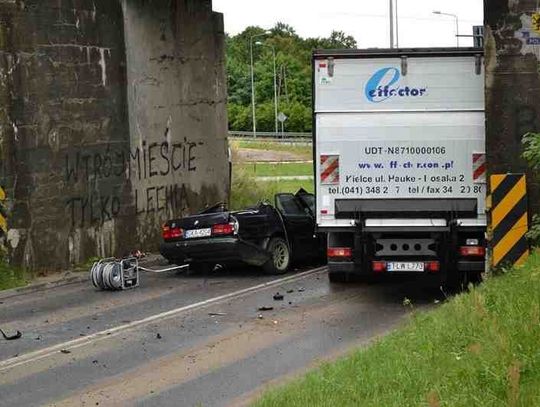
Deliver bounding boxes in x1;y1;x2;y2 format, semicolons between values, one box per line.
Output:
275;193;317;259
294;191;326;256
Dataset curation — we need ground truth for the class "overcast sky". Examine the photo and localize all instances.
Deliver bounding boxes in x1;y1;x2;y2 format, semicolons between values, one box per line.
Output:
213;0;483;48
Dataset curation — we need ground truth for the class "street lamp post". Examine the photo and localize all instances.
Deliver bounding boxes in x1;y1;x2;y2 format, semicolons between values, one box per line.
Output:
250;31;271;138
433;11;460;47
256;42;278;135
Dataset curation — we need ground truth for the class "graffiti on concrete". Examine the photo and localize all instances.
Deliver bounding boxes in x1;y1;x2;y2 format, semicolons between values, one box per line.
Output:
64;137;203;228
65;138;203;183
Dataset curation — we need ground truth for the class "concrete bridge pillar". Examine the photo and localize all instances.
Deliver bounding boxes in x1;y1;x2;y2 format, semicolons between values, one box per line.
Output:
485;0;540;215
0;0;228;269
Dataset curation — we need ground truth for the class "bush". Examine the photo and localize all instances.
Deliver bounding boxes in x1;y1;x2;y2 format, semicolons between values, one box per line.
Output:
523;132;540;247
522;132;540;170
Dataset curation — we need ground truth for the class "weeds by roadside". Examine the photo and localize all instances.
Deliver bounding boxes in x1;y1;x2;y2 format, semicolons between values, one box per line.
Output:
0;261;29;291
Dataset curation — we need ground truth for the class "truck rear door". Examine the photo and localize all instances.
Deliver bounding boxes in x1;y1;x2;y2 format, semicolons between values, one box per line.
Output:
313;49;486;228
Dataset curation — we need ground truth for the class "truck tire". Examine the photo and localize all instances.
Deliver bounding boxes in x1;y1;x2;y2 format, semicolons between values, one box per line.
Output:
263;237;290;275
328;271;349;283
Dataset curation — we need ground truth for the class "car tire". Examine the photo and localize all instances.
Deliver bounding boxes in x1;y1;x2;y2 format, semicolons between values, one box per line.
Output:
328;271;349;283
263;237;290;275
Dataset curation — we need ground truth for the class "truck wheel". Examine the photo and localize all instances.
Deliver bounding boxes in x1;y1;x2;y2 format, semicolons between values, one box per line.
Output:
263;237;290;274
328;271;349;283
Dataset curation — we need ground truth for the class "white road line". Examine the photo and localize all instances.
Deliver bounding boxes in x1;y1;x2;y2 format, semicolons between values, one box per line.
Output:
0;267;327;373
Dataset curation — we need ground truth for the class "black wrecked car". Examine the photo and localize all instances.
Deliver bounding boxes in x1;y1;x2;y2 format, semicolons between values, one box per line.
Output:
160;190;324;274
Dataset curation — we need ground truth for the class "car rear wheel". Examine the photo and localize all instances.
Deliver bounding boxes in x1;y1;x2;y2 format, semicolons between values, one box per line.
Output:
263;237;290;275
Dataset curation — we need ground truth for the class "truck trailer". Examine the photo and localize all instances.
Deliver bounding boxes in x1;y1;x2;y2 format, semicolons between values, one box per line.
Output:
313;48;487;287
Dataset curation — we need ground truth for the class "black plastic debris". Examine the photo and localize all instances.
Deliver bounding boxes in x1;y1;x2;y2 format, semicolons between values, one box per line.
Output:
1;328;22;341
208;312;227;317
273;293;284;301
258;306;274;311
60;349;71;354
156;333;162;339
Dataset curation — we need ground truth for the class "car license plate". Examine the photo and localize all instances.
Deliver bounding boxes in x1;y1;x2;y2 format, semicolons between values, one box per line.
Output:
185;228;212;239
387;262;425;272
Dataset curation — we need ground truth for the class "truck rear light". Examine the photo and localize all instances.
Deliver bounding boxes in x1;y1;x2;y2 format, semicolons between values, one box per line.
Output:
327;247;352;259
212;223;235;236
372;261;387;273
425;261;440;273
162;225;183;240
459;246;486;257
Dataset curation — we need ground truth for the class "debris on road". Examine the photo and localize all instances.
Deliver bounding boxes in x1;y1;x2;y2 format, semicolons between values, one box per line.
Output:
0;328;22;341
298;287;306;292
208;312;227;317
156;333;162;339
60;349;71;354
258;306;274;312
286;289;294;294
257;314;264;319
130;250;146;259
273;292;284;301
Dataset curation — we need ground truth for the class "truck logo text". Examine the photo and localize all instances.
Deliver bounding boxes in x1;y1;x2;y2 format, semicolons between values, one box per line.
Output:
365;67;427;103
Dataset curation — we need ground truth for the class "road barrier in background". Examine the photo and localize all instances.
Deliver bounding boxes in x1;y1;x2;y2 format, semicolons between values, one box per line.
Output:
488;174;530;268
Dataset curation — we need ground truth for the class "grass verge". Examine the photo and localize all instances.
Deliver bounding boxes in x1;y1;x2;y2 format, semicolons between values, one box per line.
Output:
235;162;313;177
0;261;29;291
231;168;314;210
231;140;313;161
254;251;540;407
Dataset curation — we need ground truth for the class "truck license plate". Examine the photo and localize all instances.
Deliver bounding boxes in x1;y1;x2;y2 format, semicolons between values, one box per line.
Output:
185;228;212;239
387;262;425;272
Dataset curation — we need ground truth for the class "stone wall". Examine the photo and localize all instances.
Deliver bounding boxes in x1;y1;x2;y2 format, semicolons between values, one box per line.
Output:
0;0;228;270
485;0;540;215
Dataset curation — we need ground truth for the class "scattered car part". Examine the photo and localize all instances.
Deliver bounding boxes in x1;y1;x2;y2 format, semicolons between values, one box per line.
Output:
273;292;284;301
90;257;188;291
257;306;274;311
0;328;22;341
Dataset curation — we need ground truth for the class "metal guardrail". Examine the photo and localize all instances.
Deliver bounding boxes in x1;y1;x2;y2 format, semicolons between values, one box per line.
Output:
228;131;312;139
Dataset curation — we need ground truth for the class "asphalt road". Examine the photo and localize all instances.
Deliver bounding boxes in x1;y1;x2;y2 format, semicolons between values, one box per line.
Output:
0;261;444;407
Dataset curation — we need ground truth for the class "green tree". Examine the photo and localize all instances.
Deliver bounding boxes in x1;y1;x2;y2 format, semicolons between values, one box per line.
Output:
226;24;357;133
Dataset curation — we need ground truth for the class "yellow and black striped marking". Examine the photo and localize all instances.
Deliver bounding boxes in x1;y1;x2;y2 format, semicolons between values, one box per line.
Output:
489;174;529;268
0;186;6;236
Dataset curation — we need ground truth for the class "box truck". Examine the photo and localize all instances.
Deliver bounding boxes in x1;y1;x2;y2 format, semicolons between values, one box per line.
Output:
313;48;486;287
